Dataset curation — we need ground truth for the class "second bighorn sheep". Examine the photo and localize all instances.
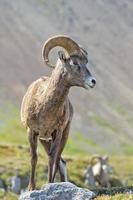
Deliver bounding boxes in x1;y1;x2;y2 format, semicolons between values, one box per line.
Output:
21;35;96;191
85;155;112;188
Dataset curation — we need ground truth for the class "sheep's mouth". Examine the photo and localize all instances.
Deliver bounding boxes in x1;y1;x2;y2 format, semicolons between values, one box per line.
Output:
84;83;95;89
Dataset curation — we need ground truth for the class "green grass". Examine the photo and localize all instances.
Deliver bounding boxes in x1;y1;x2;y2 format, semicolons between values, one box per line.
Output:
0;145;133;198
64;138;86;155
108;102;127;116
90;113;117;133
0;191;18;200
127;117;133;127
76;132;97;147
0;144;133;199
95;193;133;200
122;144;133;155
71;131;106;155
0;103;27;145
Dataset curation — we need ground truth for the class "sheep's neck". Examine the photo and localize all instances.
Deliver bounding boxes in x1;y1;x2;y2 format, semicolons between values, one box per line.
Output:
43;67;69;113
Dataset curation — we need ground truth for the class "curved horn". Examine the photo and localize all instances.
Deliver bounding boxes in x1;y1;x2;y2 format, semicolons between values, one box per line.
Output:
90;155;102;165
79;45;88;56
42;35;80;68
103;155;109;162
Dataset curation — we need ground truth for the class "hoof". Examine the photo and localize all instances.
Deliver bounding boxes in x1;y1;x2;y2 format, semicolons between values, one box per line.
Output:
28;183;35;191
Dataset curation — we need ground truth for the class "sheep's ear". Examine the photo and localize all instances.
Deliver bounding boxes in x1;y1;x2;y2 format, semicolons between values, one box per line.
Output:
103;155;109;162
58;51;66;61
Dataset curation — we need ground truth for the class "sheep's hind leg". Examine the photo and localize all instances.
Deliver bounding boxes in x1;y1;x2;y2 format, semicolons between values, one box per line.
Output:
28;129;38;191
39;139;52;182
59;158;67;182
58;122;70;182
48;131;62;183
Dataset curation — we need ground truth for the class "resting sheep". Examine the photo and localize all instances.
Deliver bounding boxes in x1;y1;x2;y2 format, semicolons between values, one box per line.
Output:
85;155;112;188
21;35;96;190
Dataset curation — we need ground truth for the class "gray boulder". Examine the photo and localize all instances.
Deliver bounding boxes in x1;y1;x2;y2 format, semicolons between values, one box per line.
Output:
19;182;95;200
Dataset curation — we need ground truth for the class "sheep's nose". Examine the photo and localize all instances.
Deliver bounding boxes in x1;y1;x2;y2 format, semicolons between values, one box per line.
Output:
84;76;96;89
88;77;96;88
91;78;96;86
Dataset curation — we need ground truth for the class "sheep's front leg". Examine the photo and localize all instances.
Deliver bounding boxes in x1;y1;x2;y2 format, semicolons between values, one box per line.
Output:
28;129;38;191
48;131;62;183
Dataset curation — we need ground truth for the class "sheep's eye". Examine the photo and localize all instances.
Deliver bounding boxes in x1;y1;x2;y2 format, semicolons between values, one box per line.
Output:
69;59;79;66
76;65;81;71
73;61;78;66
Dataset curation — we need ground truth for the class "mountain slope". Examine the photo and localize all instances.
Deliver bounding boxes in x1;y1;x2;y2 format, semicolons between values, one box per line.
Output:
0;0;133;153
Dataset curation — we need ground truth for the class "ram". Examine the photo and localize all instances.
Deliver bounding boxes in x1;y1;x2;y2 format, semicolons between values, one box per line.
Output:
91;155;112;187
21;35;96;190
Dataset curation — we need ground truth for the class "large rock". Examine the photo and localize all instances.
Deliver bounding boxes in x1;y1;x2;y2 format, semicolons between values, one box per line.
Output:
19;182;95;200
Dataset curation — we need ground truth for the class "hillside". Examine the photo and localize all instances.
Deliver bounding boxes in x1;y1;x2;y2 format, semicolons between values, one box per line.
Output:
0;0;133;153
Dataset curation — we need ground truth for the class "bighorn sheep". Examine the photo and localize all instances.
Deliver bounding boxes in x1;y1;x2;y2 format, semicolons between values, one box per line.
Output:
85;155;112;188
21;35;96;191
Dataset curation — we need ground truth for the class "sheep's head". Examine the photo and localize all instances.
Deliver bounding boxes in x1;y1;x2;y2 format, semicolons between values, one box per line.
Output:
42;35;96;89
